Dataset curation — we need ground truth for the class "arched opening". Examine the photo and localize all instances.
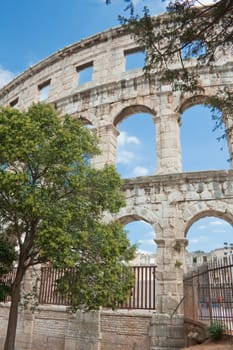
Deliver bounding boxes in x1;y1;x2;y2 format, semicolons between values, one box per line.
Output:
126;221;156;255
180;104;230;172
117;215;157;309
186;215;233;270
116;112;156;178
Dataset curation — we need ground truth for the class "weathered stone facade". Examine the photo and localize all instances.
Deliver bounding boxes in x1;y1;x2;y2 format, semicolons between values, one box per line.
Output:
0;15;233;349
0;304;185;350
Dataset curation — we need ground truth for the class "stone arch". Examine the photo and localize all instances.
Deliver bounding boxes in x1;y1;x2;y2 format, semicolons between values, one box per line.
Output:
72;113;93;126
177;94;214;115
114;206;162;238
183;205;233;238
113;104;156;127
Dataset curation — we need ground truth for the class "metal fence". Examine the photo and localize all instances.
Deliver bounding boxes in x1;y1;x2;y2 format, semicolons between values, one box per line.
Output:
119;265;156;310
184;255;233;333
38;265;157;310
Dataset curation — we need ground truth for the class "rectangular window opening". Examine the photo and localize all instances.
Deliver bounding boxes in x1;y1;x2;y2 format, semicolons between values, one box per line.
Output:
77;62;93;86
9;97;19;108
181;40;206;60
124;49;145;71
193;257;197;264
38;80;51;101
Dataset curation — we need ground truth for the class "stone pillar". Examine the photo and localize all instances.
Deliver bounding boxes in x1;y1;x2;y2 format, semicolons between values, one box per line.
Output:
92;124;119;169
155;237;187;315
65;310;101;350
223;113;233;169
149;314;185;350
155;113;182;174
15;266;41;350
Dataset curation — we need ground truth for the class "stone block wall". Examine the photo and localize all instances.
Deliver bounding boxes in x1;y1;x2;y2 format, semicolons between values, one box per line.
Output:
0;304;185;350
100;310;152;350
150;314;185;350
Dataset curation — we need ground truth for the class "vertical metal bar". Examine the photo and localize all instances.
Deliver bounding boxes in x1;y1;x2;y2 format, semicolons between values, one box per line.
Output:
153;266;156;310
229;255;233;332
148;266;151;309
44;267;48;304
137;266;140;308
221;257;226;329
141;266;144;309
38;267;44;304
133;266;136;309
145;267;148;309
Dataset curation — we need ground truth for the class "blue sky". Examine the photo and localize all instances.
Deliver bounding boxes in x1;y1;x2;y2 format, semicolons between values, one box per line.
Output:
0;0;231;255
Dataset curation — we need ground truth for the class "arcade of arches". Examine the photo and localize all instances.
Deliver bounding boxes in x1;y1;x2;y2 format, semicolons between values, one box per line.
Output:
0;23;233;315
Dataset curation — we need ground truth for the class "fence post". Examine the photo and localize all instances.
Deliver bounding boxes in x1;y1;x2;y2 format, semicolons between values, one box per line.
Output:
206;264;213;323
192;272;199;321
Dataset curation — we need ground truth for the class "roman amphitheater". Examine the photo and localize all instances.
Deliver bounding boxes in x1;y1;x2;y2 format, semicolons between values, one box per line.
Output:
0;16;233;350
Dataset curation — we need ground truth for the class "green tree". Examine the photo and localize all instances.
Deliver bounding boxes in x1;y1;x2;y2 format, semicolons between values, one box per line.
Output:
0;103;135;350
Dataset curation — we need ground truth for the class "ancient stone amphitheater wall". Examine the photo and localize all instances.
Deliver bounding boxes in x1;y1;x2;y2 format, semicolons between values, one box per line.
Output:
1;20;233;315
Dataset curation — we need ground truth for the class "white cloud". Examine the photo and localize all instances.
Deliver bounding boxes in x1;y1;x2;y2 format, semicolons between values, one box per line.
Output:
189;235;209;244
133;166;149;176
137;248;155;254
117;149;136;164
0;66;15;88
190;238;199;244
118;131;140;147
138;239;154;245
198;225;207;230
210;220;226;226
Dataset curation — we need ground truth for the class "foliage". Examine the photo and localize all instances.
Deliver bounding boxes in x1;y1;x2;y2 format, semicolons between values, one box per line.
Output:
0;237;16;302
0;282;12;303
0;103;135;350
107;0;233;148
57;221;135;311
175;260;182;268
173;241;182;253
208;322;224;341
0;237;16;276
107;1;233;91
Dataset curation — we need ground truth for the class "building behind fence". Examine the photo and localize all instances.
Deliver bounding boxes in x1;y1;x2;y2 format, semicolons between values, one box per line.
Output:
184;255;233;334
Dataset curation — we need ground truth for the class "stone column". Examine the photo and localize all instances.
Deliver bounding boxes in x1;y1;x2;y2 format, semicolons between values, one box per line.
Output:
92;124;119;169
155;237;187;315
223;113;233;169
16;266;41;350
155;113;182;174
65;310;101;350
149;314;185;350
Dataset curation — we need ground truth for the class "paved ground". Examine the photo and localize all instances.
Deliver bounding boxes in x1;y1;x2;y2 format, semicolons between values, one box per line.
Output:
181;339;233;349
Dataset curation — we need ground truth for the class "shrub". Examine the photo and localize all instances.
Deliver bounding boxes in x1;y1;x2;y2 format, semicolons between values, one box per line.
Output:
208;322;224;341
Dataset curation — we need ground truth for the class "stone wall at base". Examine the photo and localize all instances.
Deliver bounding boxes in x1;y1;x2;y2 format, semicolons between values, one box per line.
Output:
0;305;185;350
150;314;185;350
100;310;152;350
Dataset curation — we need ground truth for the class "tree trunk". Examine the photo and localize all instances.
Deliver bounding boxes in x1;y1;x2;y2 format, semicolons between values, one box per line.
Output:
4;266;25;350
